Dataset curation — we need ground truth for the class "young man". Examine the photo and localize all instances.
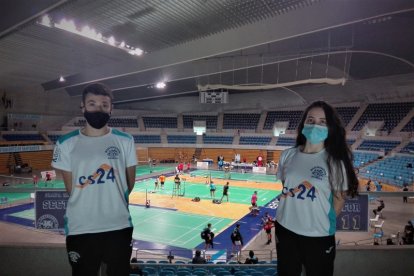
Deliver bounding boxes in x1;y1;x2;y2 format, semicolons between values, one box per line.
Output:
192;250;207;264
231;224;243;258
159;174;165;190
154;178;159;191
202;223;215;249
33;174;38;187
220;182;230;202
51;83;137;276
244;250;258;264
174;174;181;189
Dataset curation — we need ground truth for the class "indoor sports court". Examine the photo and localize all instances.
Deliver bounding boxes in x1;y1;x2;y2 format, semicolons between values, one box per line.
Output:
0;165;281;259
1;1;414;275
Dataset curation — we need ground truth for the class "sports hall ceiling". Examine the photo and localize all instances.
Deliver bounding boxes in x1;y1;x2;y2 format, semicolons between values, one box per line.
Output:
1;0;414;106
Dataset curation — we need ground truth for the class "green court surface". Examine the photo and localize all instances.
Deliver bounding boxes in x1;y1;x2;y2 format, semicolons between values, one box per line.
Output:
130;206;233;248
14;181;66;189
8;209;34;220
136;165;176;175
1;168;280;250
0;192;31;204
134;178;278;205
8;204;233;249
0;181;66;204
191;169;278;183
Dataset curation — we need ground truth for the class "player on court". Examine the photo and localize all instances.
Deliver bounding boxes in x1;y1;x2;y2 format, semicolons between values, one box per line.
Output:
159;174;166;190
220;182;230;202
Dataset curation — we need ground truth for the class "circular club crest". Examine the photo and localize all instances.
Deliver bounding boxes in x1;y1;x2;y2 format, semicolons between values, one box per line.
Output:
267;199;279;209
37;214;59;229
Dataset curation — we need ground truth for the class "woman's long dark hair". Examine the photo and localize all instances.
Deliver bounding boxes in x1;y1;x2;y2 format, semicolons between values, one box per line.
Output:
296;101;359;197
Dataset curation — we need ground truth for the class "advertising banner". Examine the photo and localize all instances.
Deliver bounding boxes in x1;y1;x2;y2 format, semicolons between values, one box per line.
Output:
336;194;369;232
35;190;69;231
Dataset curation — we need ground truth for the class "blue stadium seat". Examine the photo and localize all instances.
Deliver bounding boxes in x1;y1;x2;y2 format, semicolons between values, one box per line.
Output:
176;271;191;276
264;110;303;130
276;137;295;147
167;135;197;144
216;271;232;276
353;102;414;132
159;270;174;276
223;113;261;129
203;135;233;144
133;135;161;144
183;115;218;129
239;136;272;145
336;106;359;127
142;267;156;275
143;117;178;128
264;267;277;275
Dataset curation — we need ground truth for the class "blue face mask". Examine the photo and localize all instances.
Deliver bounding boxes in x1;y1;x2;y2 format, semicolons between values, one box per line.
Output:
301;124;328;144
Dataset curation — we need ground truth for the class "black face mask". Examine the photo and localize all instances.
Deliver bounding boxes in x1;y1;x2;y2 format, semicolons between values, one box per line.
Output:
84;111;110;129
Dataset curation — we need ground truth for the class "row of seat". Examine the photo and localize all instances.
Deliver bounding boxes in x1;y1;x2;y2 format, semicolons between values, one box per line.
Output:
357;140;400;153
203;136;234;144
183;115;218;129
352;102;414;131
2;134;45;141
239;137;272;145
62;101;414;132
353;152;380;168
400;141;414;153
167;136;197;144
223;114;261;130
401;117;414;132
263;110;302;130
359;156;414;186
134;263;277;276
143;117;178;129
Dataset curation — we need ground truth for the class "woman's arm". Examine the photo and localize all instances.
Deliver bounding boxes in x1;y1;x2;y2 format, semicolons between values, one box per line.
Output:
333;192;346;216
126;165;136;194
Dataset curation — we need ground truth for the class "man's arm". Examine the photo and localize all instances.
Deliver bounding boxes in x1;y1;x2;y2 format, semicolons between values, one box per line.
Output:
333;192;346;216
126;165;136;194
59;170;73;194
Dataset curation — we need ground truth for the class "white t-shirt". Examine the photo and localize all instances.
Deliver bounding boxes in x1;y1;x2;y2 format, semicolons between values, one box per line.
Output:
51;128;137;236
276;147;348;237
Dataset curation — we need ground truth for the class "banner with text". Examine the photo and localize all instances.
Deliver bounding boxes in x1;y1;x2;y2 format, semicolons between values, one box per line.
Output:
336;194;368;232
35;190;69;231
197;161;209;170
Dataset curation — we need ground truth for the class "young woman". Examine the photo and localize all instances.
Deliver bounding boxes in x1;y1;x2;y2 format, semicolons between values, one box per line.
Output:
275;101;358;276
209;181;216;198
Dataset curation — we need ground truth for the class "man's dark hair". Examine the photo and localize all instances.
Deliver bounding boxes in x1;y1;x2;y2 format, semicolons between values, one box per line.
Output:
82;82;114;103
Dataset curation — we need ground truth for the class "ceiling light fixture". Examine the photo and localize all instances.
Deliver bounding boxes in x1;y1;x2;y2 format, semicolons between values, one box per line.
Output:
155;82;166;89
37;14;144;57
59;76;65;82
